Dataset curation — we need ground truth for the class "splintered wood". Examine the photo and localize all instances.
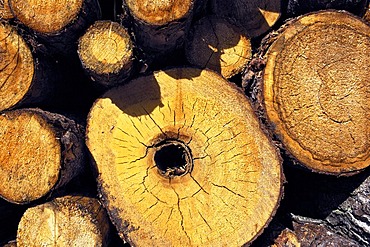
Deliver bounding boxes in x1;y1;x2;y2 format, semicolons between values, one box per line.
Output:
86;68;282;246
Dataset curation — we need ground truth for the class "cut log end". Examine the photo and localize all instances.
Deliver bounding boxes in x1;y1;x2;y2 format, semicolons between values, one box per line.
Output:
16;196;111;246
263;11;370;175
0;22;34;112
0;109;85;204
10;0;83;33
0;110;60;203
86;68;283;246
186;16;252;78
78;21;133;87
125;0;193;25
210;0;281;37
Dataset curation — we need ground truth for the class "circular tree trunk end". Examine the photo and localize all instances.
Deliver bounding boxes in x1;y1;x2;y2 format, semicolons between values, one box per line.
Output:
86;67;283;246
9;0;83;33
263;11;370;175
78;20;134;87
0;110;60;203
0;22;34;112
186;15;252;78
0;109;85;204
124;0;193;26
17;196;111;246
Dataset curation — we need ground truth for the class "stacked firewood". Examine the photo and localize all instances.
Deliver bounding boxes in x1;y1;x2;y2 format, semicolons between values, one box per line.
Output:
0;0;369;246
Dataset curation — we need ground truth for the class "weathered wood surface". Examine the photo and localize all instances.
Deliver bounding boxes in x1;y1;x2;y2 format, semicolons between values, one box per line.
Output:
185;15;252;78
0;108;86;204
86;67;283;246
244;11;370;175
78;20;134;87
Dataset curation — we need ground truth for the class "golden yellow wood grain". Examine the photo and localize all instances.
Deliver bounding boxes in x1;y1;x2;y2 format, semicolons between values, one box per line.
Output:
10;0;83;33
186;16;252;79
0;23;34;112
0;110;60;203
87;68;282;246
263;11;370;174
17;196;110;246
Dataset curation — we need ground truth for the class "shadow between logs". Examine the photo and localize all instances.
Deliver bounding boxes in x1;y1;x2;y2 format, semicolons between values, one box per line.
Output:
282;161;370;220
108;73;163;117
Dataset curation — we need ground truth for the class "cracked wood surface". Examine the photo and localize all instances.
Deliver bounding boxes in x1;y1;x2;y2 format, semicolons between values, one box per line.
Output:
78;20;133;87
86;68;283;246
262;11;370;175
210;0;281;38
8;0;101;55
0;22;34;111
0;108;85;204
16;196;111;246
185;15;252;79
9;0;83;34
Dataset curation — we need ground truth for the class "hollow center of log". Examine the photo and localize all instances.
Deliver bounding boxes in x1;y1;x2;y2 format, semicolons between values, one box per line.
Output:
153;139;193;178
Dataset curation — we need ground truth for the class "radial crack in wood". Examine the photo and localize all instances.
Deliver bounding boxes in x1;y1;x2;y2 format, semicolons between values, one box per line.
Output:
9;0;83;34
185;15;252;79
16;196;111;246
0;109;85;204
0;22;34;111
8;0;101;55
78;20;134;87
86;67;283;246
262;11;370;175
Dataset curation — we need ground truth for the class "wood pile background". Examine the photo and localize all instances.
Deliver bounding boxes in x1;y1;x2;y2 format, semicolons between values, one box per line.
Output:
0;0;369;246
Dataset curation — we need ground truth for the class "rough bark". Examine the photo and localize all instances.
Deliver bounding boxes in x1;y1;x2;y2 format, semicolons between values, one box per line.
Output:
9;0;101;55
86;67;283;246
209;0;281;37
244;10;370;175
2;240;16;247
325;173;370;246
286;0;369;17
78;20;134;88
185;15;252;78
0;108;86;204
17;196;111;246
122;0;195;56
281;220;360;246
0;22;57;112
364;4;370;22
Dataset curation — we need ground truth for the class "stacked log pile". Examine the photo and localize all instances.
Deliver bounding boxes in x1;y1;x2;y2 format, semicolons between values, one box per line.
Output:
0;0;369;246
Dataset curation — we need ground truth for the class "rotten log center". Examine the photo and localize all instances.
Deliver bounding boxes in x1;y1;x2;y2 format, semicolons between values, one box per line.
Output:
153;138;193;178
